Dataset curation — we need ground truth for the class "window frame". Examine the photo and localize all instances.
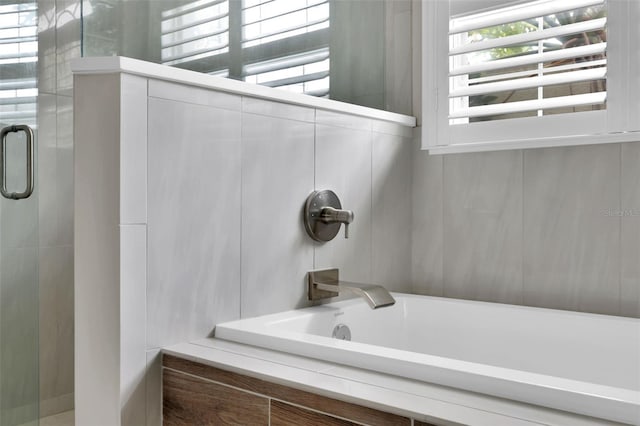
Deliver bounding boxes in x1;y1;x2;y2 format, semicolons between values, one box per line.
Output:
422;0;640;154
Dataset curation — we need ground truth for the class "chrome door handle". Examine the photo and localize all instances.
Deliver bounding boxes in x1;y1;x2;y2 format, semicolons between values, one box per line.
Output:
0;125;34;200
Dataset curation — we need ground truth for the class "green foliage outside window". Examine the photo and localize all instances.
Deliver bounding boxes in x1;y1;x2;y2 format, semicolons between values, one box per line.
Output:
465;5;607;118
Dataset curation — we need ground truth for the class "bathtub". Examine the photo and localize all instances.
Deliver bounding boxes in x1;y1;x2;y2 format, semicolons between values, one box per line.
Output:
215;294;640;424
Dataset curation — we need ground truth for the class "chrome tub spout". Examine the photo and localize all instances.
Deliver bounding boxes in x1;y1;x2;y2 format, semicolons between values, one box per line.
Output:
308;268;395;309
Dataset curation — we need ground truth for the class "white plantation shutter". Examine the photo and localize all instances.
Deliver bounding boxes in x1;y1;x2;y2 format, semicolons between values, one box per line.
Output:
449;0;605;33
448;0;607;123
421;0;640;153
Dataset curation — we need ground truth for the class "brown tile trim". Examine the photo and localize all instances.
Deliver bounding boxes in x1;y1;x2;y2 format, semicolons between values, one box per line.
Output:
163;368;269;425
270;400;358;426
163;354;411;426
414;421;441;426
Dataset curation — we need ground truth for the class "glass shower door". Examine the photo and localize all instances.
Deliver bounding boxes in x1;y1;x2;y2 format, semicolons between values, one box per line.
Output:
0;1;39;425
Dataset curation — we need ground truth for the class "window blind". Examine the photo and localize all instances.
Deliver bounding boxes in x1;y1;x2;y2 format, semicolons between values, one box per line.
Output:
161;0;230;66
160;0;330;97
0;3;37;127
241;0;330;96
243;47;329;96
448;0;607;123
241;0;329;48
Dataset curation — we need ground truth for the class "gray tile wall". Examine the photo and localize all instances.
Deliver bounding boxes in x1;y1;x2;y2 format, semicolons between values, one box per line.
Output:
60;1;416;420
145;87;414;351
443;150;523;305
412;140;640;318
240;111;315;317
141;85;414;423
50;2;640;424
146;96;242;348
621;144;640;317
37;0;81;417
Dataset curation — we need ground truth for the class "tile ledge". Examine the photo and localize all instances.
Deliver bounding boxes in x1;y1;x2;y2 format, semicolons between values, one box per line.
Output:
71;56;416;128
162;339;604;426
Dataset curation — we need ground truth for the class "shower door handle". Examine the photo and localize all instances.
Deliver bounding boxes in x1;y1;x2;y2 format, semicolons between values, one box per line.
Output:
0;125;34;200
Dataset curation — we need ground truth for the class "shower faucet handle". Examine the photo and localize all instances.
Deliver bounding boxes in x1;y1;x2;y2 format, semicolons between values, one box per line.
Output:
304;190;355;242
320;206;354;239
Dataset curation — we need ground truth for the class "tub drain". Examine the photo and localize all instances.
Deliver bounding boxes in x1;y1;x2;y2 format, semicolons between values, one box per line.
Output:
332;324;351;341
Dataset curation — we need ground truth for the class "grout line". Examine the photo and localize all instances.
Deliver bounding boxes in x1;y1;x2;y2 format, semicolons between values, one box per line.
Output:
239;110;244;319
147;94;242;113
370;128;374;284
440;154;445;297
163;367;268;400
618;143;622;315
170;364;376;426
269;398;369;426
144;79;151;426
159;352;164;424
312;109;317;270
521;150;525;306
239;101;316;124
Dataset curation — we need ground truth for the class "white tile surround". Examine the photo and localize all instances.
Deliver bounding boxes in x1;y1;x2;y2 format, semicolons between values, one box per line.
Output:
73;57;415;425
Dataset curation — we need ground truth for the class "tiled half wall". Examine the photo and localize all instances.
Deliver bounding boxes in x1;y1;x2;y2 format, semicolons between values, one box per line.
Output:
74;71;413;425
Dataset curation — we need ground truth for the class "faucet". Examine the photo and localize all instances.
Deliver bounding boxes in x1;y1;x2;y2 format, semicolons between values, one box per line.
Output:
307;268;395;309
319;206;354;238
304;190;354;241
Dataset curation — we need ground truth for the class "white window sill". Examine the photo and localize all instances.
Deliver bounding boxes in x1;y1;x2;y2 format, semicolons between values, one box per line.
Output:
425;131;640;155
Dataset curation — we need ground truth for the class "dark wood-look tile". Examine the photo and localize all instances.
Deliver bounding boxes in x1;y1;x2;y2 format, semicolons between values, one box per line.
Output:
163;368;269;425
270;400;356;426
163;354;411;426
414;420;441;426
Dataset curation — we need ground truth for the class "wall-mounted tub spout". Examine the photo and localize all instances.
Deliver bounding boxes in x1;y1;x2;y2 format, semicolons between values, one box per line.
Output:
308;268;395;309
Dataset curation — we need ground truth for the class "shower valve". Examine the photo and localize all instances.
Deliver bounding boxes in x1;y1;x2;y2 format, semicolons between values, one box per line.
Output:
304;190;354;242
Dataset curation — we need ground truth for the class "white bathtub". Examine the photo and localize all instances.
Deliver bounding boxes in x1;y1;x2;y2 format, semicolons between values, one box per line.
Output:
215;294;640;424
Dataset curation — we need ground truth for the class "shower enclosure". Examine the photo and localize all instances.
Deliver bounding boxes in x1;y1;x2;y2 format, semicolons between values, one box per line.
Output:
0;1;40;425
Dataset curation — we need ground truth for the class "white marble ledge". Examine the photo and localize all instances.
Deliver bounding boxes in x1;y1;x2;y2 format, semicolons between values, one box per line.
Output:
70;56;416;128
163;339;619;426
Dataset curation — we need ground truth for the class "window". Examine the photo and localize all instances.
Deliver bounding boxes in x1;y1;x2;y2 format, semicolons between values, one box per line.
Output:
423;0;640;153
161;0;330;97
161;0;230;67
0;2;37;129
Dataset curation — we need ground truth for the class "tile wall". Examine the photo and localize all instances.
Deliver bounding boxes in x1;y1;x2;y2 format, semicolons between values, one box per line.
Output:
411;140;640;318
37;0;81;417
54;0;413;420
145;82;414;351
73;71;414;424
49;1;640;424
409;0;638;318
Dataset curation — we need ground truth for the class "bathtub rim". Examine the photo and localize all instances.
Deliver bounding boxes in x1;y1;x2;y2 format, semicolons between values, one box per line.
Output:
163;338;612;426
214;293;640;425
